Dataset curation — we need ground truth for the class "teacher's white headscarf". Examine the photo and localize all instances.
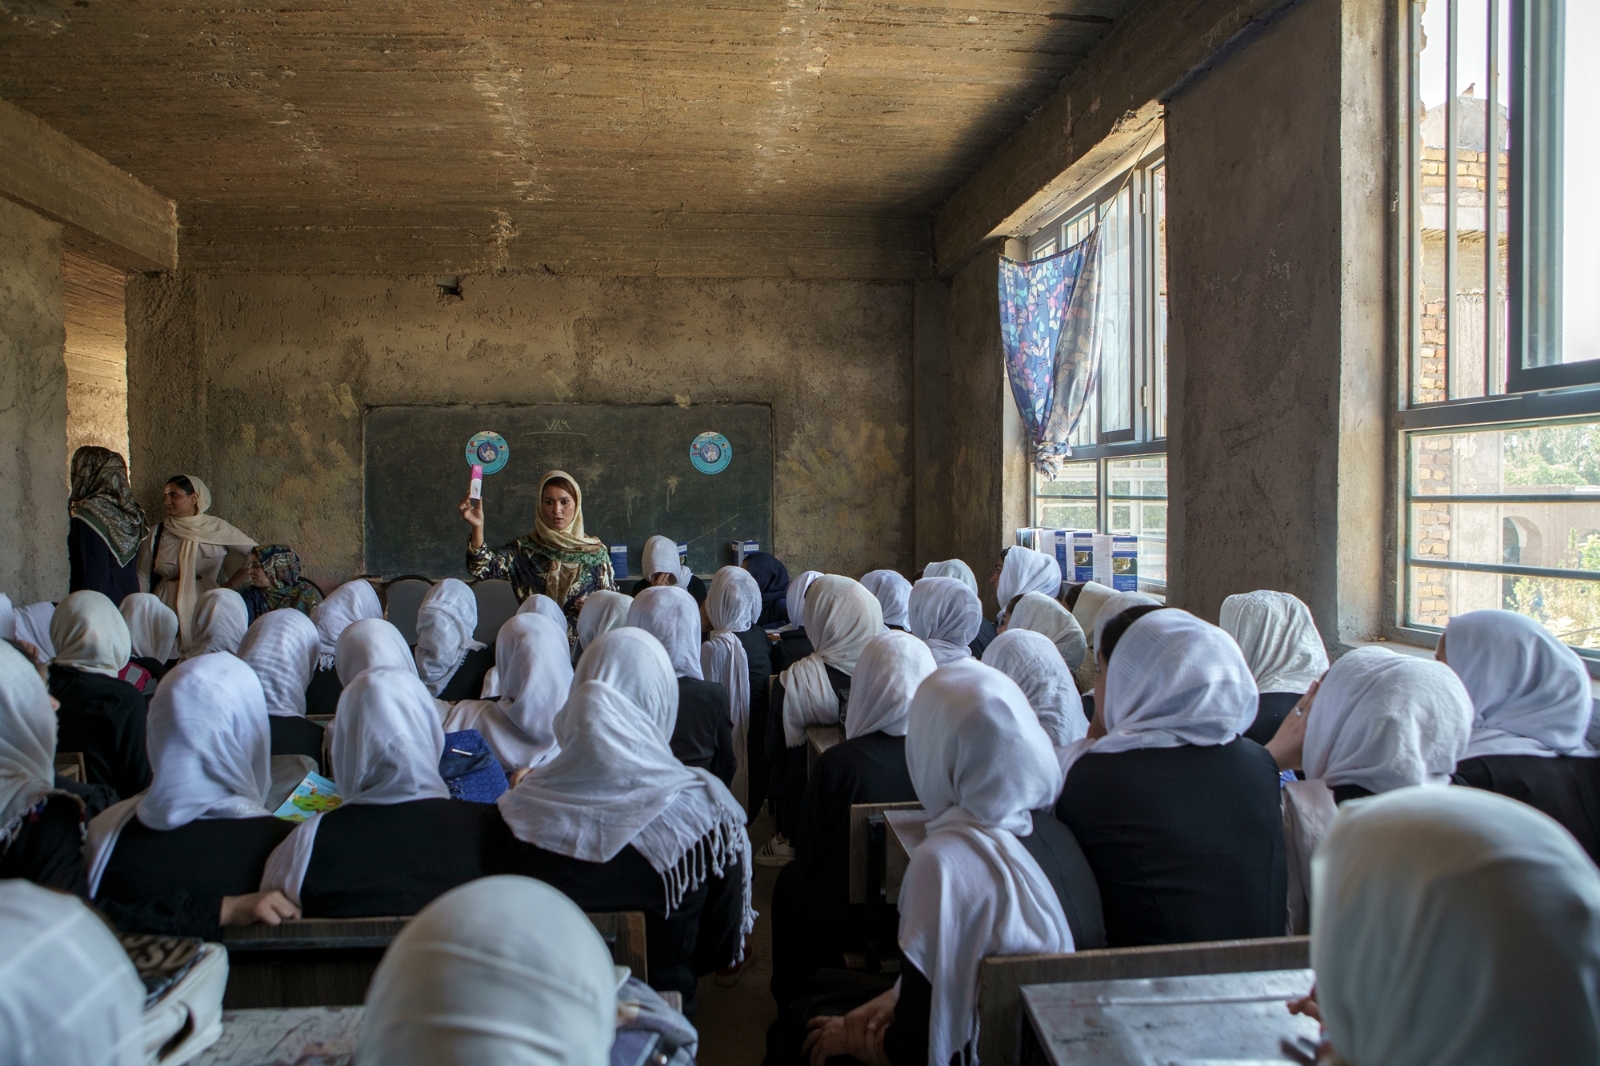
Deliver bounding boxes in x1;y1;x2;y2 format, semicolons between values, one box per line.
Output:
156;475;256;649
997;546;1062;613
781;576;885;746
1445;609;1596;760
182;587;249;659
119;592;178;664
1313;786;1600;1066
414;579;485;696
1219;590;1328;694
702;566;762;807
358;876;619;1066
860;570;912;629
844;631;937;740
1302;646;1474;795
909;576;982;665
900;660;1072;1066
311;579;382;671
443;614;574;771
238;608;320;718
982;629;1087;749
262;667;450;905
628;585;704;680
49;591;131;678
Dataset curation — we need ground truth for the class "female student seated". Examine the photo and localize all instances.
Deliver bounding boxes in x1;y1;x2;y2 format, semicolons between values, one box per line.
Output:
238;608;325;766
1219;589;1329;744
337;617;419;682
744;550;792;627
1056;606;1285;948
629;585;736;786
769;631;936;1004
1002;591;1087;670
922;558;996;657
119;592;179;682
576;589;631;653
496;627;750;1014
358;876;619;1066
908;576;982;665
181;587;249;658
442;613;572;771
632;534;709;605
701;565;771;809
771;569;822;672
413;578;493;701
860;570;911;631
781;660;1102;1066
1310;787;1600;1066
765;576;884;857
994;545;1061;610
261;668;510;918
233;544;324;624
983;629;1088;754
1439;609;1600;862
86;654;301;939
47;591;150;800
305;578;383;714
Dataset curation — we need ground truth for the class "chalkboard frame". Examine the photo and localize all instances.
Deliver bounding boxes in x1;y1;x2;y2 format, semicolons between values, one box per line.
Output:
363;402;774;581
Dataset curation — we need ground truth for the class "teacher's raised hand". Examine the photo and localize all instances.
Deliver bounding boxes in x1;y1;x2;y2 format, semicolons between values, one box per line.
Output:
459;493;485;551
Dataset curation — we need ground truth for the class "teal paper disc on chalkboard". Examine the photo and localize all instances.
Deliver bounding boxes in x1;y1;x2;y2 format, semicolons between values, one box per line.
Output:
690;431;731;474
465;431;510;475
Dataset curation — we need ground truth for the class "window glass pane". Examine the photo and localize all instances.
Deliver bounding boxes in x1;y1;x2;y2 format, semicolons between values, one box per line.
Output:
1561;1;1600;366
1409;565;1600;650
1410;500;1600;567
1034;460;1097;530
1152;165;1169;438
1410;421;1600;495
1105;455;1167;586
1099;187;1133;434
1415;0;1450;404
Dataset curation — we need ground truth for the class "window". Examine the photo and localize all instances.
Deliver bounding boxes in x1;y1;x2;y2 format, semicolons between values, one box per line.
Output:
1400;0;1600;661
1026;147;1168;592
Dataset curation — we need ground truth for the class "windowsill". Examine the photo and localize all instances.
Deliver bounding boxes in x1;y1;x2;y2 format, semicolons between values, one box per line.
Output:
1341;635;1600;695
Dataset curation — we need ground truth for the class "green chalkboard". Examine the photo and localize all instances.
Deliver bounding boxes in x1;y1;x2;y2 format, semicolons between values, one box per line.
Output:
364;404;773;581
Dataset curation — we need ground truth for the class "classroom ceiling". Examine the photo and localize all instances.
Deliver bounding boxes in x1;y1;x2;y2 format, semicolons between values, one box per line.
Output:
0;0;1136;226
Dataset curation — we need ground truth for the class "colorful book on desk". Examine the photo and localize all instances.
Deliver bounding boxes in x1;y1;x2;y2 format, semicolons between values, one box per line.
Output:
272;772;342;822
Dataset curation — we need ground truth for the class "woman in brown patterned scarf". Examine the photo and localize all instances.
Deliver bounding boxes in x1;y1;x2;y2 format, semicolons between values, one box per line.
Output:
67;446;146;606
230;545;325;625
461;469;617;646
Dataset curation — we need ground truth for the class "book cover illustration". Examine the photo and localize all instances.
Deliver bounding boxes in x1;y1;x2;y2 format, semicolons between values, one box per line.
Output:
273;772;342;822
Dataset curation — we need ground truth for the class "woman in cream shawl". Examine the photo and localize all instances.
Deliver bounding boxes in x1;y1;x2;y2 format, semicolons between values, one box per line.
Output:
137;475;255;650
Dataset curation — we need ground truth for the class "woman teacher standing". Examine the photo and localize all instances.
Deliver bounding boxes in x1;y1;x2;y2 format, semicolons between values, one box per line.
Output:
136;475;256;652
67;447;146;606
461;469;617;642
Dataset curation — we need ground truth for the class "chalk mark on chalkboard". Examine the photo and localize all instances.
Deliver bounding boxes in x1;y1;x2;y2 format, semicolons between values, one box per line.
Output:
687;515;744;547
624;485;641;524
665;476;680;513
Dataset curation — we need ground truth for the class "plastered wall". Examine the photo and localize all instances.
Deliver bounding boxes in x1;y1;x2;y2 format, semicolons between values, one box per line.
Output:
127;273;915;590
0;196;69;604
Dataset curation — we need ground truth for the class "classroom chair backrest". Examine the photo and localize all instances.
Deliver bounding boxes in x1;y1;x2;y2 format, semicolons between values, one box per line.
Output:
975;936;1312;1066
848;801;923;905
54;752;86;783
381;576;433;646
471;578;519;645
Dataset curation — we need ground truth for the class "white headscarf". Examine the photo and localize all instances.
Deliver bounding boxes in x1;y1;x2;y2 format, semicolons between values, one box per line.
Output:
576;590;632;651
156;475;256;649
443;614;574;771
901;660;1072;1066
357;876;617;1066
0;881;146;1066
15;602;56;660
498;628;753;942
182;587;249;659
238;608;320;718
982;629;1087;749
0;593;13;641
516;591;567;627
414;579;485;696
785;570;823;630
997;546;1062;611
336;618;416;685
1004;591;1087;669
1313;787;1600;1066
1090;589;1161;649
0;642;57;842
48;591;130;678
119;592;178;663
1219;590;1329;694
861;570;912;629
702;566;762;808
1446;609;1596;759
909;577;982;666
1069;582;1115;644
312;579;382;671
922;559;980;599
628;585;704;680
1085;609;1255;762
781;576;885;746
1302;646;1473;795
642;534;693;587
843;631;936;740
262;667;450;905
85;654;273;897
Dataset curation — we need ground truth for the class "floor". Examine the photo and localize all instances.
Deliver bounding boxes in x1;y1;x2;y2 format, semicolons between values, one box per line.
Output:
695;811;781;1066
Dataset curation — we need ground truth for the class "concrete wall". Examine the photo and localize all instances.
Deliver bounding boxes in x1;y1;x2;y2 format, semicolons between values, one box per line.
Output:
63;250;130;462
1165;0;1389;643
126;273;914;590
0;196;68;604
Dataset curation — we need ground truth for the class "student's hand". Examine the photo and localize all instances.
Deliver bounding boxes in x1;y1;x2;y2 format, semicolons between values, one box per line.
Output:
1266;680;1319;772
1287;983;1321;1022
802;1015;848;1066
508;767;534;789
842;990;896;1066
220;890;301;927
647;571;676;588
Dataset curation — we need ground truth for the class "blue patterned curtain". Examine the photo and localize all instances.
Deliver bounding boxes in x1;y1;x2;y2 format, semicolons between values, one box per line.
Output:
998;228;1104;479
